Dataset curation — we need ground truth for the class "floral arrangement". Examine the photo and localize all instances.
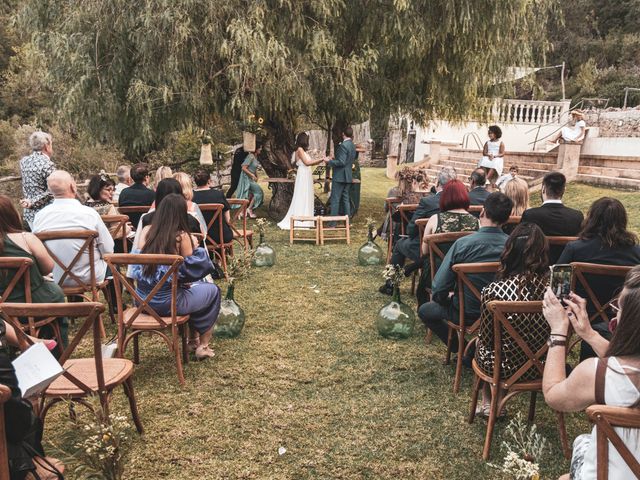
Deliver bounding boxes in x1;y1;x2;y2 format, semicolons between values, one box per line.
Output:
491;413;548;480
237;114;265;135
254;218;269;235
225;248;254;285
382;264;405;288
365;217;377;236
54;398;133;480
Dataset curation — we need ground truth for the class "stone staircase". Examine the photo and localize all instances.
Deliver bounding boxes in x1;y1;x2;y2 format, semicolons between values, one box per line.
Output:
577;155;640;190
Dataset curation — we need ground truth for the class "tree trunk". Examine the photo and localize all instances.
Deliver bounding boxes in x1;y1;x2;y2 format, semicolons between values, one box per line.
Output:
260;121;295;219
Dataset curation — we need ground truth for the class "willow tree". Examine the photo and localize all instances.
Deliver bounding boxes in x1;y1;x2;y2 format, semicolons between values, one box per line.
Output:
17;0;556;174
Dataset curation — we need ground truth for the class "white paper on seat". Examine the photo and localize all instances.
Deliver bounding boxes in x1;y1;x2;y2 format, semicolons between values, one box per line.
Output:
12;343;64;398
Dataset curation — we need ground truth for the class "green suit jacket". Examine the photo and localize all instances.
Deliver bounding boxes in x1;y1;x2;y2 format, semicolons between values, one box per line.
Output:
328;139;356;183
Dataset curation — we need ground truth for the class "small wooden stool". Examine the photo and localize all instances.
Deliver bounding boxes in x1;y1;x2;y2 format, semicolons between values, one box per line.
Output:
290;216;320;245
318;216;350;245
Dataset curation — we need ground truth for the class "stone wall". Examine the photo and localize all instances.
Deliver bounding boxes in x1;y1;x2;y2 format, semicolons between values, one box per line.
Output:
585;108;640;137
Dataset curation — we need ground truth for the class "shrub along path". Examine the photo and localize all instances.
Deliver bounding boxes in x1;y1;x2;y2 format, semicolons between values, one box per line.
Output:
46;169;640;479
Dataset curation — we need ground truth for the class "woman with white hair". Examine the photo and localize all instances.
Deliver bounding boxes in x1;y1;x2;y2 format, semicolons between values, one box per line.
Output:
19;131;55;228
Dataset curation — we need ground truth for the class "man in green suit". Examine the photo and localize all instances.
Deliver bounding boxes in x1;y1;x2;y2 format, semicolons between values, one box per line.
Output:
327;126;357;218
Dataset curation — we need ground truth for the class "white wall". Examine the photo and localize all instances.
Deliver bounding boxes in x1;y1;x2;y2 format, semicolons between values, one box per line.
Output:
581;136;640;157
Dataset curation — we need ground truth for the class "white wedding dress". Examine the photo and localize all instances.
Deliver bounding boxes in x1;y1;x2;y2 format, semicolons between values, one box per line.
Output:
277;150;315;229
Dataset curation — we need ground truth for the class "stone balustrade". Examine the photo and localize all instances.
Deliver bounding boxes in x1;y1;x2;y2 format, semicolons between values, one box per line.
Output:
491;99;571;125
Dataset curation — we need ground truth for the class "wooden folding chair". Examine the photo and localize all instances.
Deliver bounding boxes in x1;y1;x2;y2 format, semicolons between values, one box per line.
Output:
447;262;500;393
101;214;130;253
35;229;113;333
571;262;632;324
385;196;402;262
0;302;143;434
546;236;578;266
586;404;640;479
197;203;234;273
469;301;569;460
105;253;191;386
227;198;254;249
117;205;151;228
397;204;418;237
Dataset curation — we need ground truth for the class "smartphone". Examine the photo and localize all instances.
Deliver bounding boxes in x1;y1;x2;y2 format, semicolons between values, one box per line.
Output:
550;264;573;301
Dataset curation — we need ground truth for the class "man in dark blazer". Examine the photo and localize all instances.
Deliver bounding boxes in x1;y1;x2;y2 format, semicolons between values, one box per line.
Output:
327;127;357;219
117;163;155;227
379;166;457;295
520;171;584;263
468;168;490;207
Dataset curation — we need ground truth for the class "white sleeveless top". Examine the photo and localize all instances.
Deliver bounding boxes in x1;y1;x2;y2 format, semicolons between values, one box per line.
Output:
486;139;502;158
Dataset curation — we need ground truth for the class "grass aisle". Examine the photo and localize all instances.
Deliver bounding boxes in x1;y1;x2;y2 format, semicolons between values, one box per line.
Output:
47;168;640;479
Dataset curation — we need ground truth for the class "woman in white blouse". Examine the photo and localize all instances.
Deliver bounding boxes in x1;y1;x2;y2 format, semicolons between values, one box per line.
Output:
549;109;587;144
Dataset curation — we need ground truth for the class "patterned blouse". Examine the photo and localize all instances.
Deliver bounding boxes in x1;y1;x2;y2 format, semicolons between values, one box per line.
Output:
20;151;55;225
434;211;479;233
475;274;549;381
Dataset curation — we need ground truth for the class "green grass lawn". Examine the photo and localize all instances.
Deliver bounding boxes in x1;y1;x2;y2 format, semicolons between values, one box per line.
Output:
44;168;640;479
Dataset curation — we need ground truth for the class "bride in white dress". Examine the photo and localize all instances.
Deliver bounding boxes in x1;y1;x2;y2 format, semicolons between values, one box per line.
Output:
278;132;325;230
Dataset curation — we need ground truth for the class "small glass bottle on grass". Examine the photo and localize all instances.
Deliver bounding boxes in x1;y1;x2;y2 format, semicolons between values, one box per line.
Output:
253;218;276;267
358;217;383;266
376;264;415;339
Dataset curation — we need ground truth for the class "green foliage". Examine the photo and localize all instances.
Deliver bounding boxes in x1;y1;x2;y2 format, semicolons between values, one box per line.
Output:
15;0;556;162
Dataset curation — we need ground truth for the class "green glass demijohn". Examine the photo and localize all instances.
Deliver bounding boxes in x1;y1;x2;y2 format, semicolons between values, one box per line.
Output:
376;286;415;339
253;232;276;267
213;283;246;338
358;229;383;266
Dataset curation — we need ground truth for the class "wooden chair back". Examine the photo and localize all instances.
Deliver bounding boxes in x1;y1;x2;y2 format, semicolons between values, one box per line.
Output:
0;257;32;302
104;254;183;332
571;262;632;324
425;232;475;283
487;301;548;388
586;405;640;479
468;205;483;215
397;204;418;236
546;236;579;265
117;205;151;217
506;215;521;226
0;302;107;395
101;214;130;253
35;230;100;296
0;384;11;479
385;196;402;262
415;218;428;258
227;198;252;248
195;203;227;270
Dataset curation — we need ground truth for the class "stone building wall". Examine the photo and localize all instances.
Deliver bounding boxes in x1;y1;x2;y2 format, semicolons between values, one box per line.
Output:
585;108;640;137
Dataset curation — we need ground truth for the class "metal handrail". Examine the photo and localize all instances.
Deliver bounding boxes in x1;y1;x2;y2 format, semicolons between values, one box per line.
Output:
462;132;483;150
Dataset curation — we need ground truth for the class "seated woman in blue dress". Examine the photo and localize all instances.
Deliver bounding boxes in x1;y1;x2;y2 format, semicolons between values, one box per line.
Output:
130;193;220;360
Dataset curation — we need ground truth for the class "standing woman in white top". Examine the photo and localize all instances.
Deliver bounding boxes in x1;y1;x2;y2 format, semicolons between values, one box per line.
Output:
277;132;326;230
478;125;505;188
542;265;640;480
549;109;587;144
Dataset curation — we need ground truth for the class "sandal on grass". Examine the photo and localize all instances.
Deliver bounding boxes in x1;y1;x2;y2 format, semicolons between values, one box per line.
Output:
475;403;507;419
195;345;215;361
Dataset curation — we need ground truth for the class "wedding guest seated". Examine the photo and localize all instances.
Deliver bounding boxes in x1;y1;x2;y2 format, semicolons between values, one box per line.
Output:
154;165;173;190
172;172;207;234
33;170;114;288
416;180;479;305
131;193;221;360
418;192;513;349
502;176;529;234
118;163;155;227
520;171;584;263
192;170;233;245
379;166;457;295
542;266;640;480
495;165;518;192
474;223;550;416
84;174;132;246
113;165;132;202
0;194;67;346
468;168;490;207
548;109;587;144
557;197;640;361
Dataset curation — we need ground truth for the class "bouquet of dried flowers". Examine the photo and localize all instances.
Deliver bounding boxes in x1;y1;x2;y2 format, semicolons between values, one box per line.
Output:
382;264;405;288
225;248;254;286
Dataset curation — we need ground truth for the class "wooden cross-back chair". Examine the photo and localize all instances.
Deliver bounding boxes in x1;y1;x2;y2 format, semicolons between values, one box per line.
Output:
546;236;579;265
105;253;191;386
571;262;632;324
468;205;483;215
101;214;130;253
35;229;112;333
197;203;233;273
227;198;254;249
447;262;500;393
469;301;569;460
116;205;151;228
0;257;64;345
586;405;640;479
385;196;402;262
0;384;11;478
0;302;143;433
397;204;418;237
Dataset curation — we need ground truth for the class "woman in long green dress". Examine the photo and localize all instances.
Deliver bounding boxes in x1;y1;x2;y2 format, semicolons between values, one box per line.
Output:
0;195;67;346
234;144;264;218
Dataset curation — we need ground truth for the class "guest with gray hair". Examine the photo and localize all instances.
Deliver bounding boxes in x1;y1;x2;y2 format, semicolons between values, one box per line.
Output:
113;165;132;202
379;166;457;295
19;131;55;228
